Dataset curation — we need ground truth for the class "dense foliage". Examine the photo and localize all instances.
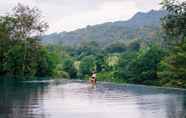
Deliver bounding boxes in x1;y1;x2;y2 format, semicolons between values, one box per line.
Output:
161;0;186;45
0;4;57;79
160;39;186;79
156;0;186;87
117;46;165;84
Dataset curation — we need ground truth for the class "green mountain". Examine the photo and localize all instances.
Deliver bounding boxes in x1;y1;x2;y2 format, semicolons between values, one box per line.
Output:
42;10;167;46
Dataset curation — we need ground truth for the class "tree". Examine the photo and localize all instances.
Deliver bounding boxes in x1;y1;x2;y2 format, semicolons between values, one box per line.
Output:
79;55;96;78
161;0;186;45
117;52;137;80
118;45;165;84
157;0;186;87
35;47;59;77
9;3;48;40
62;59;77;78
95;54;106;72
105;42;127;53
75;41;101;59
0;4;59;79
158;38;186;80
131;45;165;83
128;40;141;52
0;23;10;75
10;4;48;76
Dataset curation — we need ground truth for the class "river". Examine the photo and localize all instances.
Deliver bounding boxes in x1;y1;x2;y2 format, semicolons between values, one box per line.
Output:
0;80;186;118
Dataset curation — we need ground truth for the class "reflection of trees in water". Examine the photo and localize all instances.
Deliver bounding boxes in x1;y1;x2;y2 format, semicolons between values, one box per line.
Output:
0;80;49;118
165;96;177;118
181;96;186;118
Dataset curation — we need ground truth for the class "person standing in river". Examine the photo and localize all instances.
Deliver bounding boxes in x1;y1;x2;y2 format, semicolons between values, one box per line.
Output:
90;71;96;86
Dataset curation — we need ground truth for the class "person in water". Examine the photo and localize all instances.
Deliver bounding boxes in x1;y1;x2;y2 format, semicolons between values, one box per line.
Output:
90;71;96;86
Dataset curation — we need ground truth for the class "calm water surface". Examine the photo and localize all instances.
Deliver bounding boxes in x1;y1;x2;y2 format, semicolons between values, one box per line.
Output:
0;80;186;118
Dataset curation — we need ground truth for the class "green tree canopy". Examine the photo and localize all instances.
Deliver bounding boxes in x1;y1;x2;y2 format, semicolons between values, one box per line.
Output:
118;45;165;84
158;38;186;80
79;55;96;78
0;4;60;79
62;58;77;78
161;0;186;45
105;42;127;53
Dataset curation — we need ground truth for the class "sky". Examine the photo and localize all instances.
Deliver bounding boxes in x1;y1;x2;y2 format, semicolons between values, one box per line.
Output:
0;0;164;33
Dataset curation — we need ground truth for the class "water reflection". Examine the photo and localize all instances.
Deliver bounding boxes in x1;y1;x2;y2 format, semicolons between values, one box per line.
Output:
0;80;186;118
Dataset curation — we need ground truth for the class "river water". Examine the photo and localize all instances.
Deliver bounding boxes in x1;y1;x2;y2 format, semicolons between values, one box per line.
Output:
0;80;186;118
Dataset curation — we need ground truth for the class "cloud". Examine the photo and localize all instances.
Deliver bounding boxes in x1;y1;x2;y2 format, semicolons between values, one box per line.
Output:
135;0;161;11
51;1;139;33
0;0;164;33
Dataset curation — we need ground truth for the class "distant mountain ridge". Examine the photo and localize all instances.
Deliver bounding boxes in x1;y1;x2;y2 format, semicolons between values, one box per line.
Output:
42;10;167;46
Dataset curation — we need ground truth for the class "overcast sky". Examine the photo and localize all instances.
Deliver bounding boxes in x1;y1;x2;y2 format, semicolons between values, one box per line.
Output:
0;0;165;33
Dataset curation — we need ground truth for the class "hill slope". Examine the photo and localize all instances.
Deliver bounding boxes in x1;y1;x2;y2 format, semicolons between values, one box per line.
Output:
42;10;167;46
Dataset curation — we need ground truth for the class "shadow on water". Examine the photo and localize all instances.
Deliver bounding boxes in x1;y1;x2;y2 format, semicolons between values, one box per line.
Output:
0;79;186;118
0;78;49;118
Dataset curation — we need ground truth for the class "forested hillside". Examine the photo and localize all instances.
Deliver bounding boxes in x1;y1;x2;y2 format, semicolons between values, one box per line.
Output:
42;10;167;46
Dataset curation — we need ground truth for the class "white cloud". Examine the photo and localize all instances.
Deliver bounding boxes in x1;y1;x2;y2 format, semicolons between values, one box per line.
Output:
51;1;139;33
